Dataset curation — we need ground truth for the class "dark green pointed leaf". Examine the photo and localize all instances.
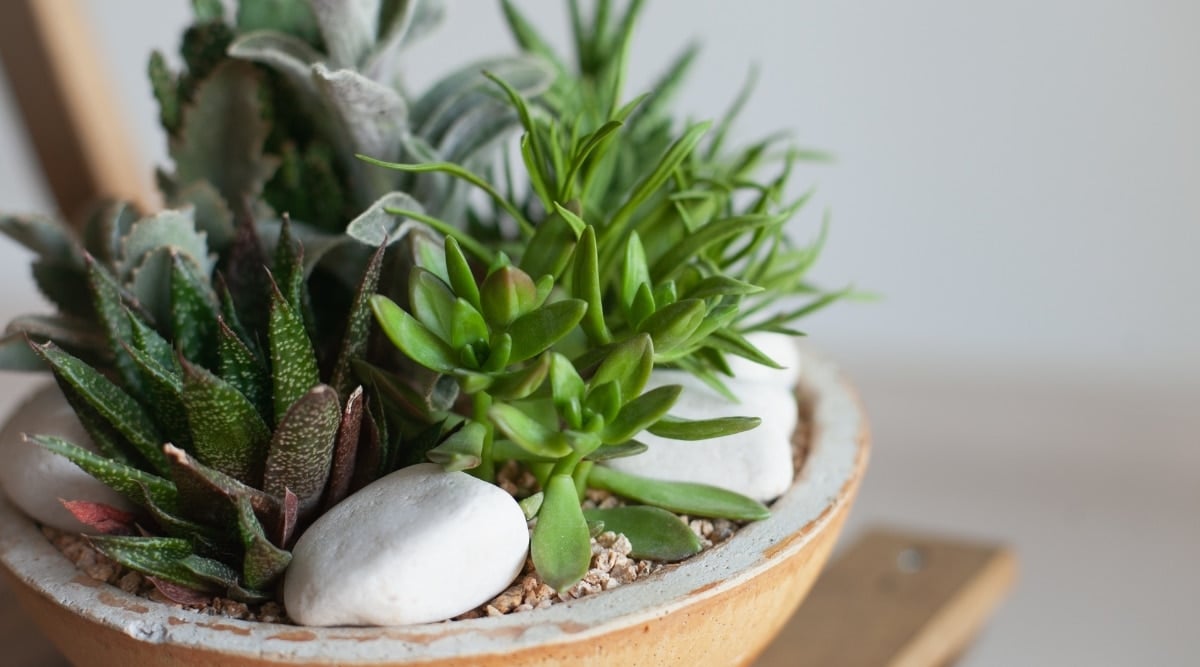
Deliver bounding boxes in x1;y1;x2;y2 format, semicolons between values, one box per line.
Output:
631;282;655;327
532;474;591;592
481;333;512;373
85;256;144;395
588;465;770;521
263;384;339;516
602;385;681;444
582;506;702;561
87;535;220;593
169;252;220;367
330;243;385;401
268;280;320;422
180;359;270;483
34;342;169;474
216;318;271;421
128;310;176;372
122;343;191;449
272;216;305;315
647;415;761;441
235;496;292;590
506;299;587;364
371;295;458;373
29;435;177;510
620;231;650;310
489;402;570;458
427;421;485;471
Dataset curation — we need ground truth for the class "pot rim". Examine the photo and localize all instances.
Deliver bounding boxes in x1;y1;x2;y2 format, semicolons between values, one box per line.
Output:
0;343;869;663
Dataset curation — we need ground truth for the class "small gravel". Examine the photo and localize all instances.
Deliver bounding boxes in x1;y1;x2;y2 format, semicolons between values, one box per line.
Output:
43;403;812;623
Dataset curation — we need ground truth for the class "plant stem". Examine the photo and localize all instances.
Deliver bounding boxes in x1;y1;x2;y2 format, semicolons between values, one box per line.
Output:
473;392;495;482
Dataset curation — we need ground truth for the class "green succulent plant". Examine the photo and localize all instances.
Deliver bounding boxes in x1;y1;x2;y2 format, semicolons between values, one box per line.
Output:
3;204;389;600
357;0;850;592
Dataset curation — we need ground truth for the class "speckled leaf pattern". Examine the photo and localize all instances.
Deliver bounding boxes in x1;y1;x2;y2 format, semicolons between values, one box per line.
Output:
532;474;592;592
216;319;271;422
330;244;384;401
29;435;177;511
235;496;292;590
86;256;144;395
128;483;230;556
263;384;339;516
273;218;305;316
122;342;192;450
34;342;169;474
169;252;221;368
581;506;702;562
179;359;270;484
163;444;277;528
268;283;320;423
128;310;177;373
88;535;221;594
587;465;769;521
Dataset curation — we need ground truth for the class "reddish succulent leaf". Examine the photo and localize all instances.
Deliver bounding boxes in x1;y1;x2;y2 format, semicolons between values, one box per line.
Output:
278;488;298;549
350;406;383;493
59;500;136;535
330;244;385;401
146;576;211;606
163;444;278;528
322;386;364;511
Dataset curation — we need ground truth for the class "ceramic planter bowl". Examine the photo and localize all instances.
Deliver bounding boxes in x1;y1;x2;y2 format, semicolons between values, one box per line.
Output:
0;346;868;666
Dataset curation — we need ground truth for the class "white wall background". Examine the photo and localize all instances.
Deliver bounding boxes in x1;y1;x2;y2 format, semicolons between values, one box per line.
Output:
0;2;1197;664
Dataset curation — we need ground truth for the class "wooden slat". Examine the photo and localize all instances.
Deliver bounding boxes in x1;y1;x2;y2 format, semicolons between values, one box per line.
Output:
0;0;154;222
754;528;1017;667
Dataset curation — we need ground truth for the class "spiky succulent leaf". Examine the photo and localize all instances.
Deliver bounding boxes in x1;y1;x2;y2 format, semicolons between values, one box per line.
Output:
163;444;277;527
216;318;271;421
235;496;292;590
179;359;270;483
30;435;177;510
323;386;364;510
330;243;385;401
262;385;339;516
169;252;221;367
268;281;320;422
122;343;192;450
34;342;169;474
88;535;221;594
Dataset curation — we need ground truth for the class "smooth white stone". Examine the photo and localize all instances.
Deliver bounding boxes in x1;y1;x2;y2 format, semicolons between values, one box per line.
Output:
285;463;529;626
724;332;803;387
0;383;134;533
606;370;798;502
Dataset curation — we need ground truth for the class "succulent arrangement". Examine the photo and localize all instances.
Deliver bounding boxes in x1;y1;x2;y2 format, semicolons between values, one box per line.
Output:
0;0;845;615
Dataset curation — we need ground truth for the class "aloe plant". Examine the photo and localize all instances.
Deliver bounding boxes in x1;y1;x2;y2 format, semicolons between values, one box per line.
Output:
7;206;389;600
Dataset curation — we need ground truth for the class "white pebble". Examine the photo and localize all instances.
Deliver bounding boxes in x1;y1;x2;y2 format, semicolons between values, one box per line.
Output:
0;382;134;532
605;368;798;502
284;463;530;626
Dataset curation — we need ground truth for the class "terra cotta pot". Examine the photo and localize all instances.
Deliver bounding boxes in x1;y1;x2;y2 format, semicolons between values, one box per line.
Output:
0;345;869;666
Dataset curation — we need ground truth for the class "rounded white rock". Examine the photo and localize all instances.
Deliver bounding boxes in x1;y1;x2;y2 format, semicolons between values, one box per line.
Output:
284;463;530;626
0;382;134;533
605;370;798;502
